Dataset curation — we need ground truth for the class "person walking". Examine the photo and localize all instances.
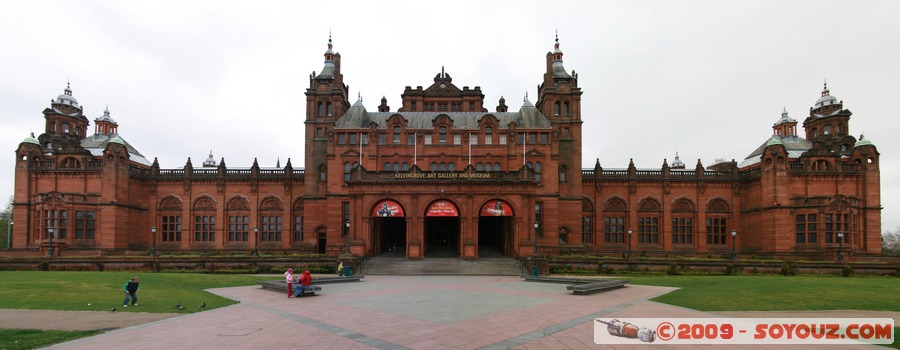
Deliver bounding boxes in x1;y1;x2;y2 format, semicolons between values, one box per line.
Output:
294;270;313;297
123;276;140;307
284;268;294;298
337;261;344;277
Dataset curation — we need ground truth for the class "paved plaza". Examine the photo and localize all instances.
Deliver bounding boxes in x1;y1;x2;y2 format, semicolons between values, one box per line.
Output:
51;276;883;349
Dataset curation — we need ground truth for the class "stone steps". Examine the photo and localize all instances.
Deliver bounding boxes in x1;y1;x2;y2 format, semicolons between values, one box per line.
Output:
361;256;524;276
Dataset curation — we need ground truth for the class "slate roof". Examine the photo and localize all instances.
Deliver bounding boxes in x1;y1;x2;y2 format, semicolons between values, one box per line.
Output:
81;133;152;166
335;103;551;130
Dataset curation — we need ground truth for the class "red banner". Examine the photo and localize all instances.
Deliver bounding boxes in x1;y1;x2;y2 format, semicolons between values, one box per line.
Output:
426;200;459;217
372;200;405;217
480;200;513;216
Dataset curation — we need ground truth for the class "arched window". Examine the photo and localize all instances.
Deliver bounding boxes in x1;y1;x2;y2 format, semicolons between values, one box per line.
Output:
317;102;324;116
485;163;492;172
448;162;455;171
439;126;447;144
583;198;595;243
637;198;661;244
439;162;447;171
393;126;401;144
319;166;327;181
393;162;400;172
476;163;484;171
563;102;569;116
559;166;567;182
485;126;493;145
494;162;500;171
603;198;627;244
430;162;438;171
326;102;332;116
259;197;283;242
553;102;560;116
192;197;216;242
226;197;249;242
705;198;731;245
402;162;410;171
671;198;695;245
384;162;391;171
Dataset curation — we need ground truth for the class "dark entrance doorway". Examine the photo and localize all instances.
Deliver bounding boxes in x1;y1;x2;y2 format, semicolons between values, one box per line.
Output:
316;231;326;254
425;217;460;257
478;199;515;257
371;199;406;257
478;216;511;257
378;217;406;257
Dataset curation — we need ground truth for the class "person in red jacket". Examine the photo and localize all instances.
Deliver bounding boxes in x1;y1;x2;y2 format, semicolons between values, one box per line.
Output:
293;270;313;297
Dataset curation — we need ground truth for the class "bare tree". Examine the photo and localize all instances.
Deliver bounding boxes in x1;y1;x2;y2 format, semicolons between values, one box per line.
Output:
884;227;900;255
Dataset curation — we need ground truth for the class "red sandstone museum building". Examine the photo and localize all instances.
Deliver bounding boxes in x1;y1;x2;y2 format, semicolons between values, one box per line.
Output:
10;37;883;260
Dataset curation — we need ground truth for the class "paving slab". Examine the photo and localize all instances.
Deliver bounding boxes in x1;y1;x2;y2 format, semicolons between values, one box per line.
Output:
48;276;886;349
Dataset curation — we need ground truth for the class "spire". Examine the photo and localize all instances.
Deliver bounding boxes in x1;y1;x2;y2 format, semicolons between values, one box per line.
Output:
326;31;333;54
276;157;281;168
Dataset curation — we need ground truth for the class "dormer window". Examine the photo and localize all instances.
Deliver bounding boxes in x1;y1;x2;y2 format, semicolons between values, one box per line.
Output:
393;126;401;144
485;126;493;145
439;126;447;144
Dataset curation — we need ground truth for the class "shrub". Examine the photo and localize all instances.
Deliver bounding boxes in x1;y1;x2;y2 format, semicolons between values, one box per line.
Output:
666;261;679;275
780;262;795;276
725;264;736;275
841;264;853;277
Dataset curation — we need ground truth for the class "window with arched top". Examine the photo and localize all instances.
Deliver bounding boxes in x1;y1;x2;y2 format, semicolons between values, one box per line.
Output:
317;102;324;116
393;126;401;144
439;162;447;171
448;162;455;171
582;198;595;243
430;162;438;171
637;197;661;244
563;102;569;116
393;162;400;172
259;197;283;242
494;162;500;171
193;197;217;242
439;126;447;144
559;166;567;182
158;196;183;243
226;197;250;242
553;102;560;116
671;198;695;245
485;126;493;145
319;166;327;181
326;102;332;116
476;163;484;171
402;162;410;171
485;163;492;172
603;197;627;244
705;198;731;245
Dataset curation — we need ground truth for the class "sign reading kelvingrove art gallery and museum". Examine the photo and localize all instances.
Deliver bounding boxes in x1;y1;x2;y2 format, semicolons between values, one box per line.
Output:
393;172;491;179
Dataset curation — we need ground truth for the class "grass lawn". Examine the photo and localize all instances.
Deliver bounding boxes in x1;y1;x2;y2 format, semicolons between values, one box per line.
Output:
0;329;101;350
628;275;900;311
0;271;273;313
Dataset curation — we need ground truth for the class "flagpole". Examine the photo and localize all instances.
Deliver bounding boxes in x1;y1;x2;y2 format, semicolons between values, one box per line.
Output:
468;133;472;165
522;132;526;166
414;133;417;167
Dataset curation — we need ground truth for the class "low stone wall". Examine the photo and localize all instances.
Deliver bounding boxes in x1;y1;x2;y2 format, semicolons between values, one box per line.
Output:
0;256;338;273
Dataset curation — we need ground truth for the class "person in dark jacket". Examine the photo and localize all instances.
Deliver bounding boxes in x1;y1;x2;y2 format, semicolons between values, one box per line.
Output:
123;276;140;307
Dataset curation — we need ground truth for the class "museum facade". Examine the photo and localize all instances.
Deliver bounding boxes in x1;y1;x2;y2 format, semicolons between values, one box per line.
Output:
10;37;883;259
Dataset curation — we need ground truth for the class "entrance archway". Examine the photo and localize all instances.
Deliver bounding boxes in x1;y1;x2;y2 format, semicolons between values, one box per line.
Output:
478;199;514;257
424;199;460;257
372;200;406;257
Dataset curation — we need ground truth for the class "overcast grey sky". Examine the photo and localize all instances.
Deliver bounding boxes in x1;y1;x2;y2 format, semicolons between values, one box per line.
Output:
2;0;898;232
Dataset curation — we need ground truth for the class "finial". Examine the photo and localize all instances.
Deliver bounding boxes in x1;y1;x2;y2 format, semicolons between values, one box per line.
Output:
327;30;333;50
554;30;560;49
357;91;362;102
824;78;827;90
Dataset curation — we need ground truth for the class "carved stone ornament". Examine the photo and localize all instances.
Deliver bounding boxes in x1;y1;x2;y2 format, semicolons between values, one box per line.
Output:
227;197;249;210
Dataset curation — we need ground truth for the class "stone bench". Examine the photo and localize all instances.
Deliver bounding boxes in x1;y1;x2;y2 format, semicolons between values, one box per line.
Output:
565;280;628;295
256;281;322;296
